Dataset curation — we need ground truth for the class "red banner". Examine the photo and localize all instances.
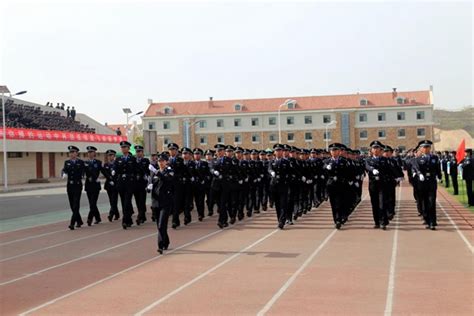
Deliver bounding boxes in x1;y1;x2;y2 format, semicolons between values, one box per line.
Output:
0;128;127;143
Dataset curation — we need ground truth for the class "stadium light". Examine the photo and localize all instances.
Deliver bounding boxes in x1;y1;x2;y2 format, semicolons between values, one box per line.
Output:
123;108;143;141
122;108;132;114
1;86;27;191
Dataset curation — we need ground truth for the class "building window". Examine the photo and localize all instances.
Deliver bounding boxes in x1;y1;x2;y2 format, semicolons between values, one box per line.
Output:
148;122;155;130
234;118;241;127
269;134;277;143
304;116;312;124
377;113;386;121
323;115;331;123
396;97;404;105
163;107;172;115
252;134;260;143
269;117;276;125
398;129;406;138
163;137;170;145
359;130;368;139
216;119;224;127
359;113;367;122
417;128;426;137
397;112;405;121
287;133;295;142
7;152;23;158
251;118;259;126
360;98;368;106
163;121;170;129
286;116;294;125
416;111;425;120
305;132;312;141
198;120;207;128
286;100;296;109
234;104;242;111
323;131;331;140
217;135;224;143
234;134;241;143
200;136;207;145
398;146;406;152
378;130;386;138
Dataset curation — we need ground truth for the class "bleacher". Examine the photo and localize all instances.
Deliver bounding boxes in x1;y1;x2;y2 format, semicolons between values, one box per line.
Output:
1;99;96;133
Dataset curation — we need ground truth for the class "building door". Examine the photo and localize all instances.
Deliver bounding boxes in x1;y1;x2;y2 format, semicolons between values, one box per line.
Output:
49;153;55;178
36;153;43;179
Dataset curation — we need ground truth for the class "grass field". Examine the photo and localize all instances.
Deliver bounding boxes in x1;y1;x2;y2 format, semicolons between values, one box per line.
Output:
444;179;474;212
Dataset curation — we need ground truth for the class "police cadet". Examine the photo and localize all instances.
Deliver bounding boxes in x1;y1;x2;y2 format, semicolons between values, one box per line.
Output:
181;147;196;224
235;147;249;220
214;145;238;228
115;141;137;229
84;146;102;226
448;151;459;195
192;148;210;221
102;149;120;222
134;145;150;225
268;144;290;229
62;145;85;230
148;153;174;254
210;144;226;217
259;150;270;212
411;140;442;230
168;143;186;229
365;141;393;230
287;146;303;223
441;151;450;188
249;149;265;215
204;149;216;216
460;148;474;206
324;143;351;229
383;145;404;220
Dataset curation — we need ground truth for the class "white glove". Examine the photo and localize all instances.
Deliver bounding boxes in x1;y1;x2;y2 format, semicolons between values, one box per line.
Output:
257;178;261;182
270;171;276;177
372;169;379;175
419;174;425;182
306;180;312;184
111;170;116;176
349;181;353;185
412;173;417;178
110;181;114;186
355;182;360;188
62;173;67;179
148;164;157;174
326;164;332;170
238;180;243;184
147;184;153;191
245;177;249;182
191;177;195;182
260;174;264;178
321;175;325;179
301;176;306;182
396;177;404;182
213;170;220;176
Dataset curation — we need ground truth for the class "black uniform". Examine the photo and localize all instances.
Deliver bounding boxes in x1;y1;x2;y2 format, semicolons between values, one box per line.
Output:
102;160;120;221
460;153;474;206
84;158;102;225
411;153;442;228
115;154;138;228
268;157;290;228
214;155;239;227
134;157;150;225
63;158;85;228
441;155;450;188
324;155;351;228
151;165;174;252
192;159;210;220
448;155;459;195
169;154;186;228
365;155;393;228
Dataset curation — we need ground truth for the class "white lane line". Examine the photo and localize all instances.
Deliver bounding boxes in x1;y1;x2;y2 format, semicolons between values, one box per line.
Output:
0;230;158;286
0;228;122;263
384;185;402;316
135;229;280;316
0;229;65;246
18;213;267;316
437;201;474;254
257;193;369;316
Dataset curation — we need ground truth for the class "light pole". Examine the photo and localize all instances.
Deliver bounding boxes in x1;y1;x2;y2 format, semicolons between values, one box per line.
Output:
184;118;204;148
277;102;286;143
324;120;337;151
1;86;27;191
122;108;143;141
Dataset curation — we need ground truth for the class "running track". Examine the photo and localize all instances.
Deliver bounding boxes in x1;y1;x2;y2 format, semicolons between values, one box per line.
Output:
0;181;472;315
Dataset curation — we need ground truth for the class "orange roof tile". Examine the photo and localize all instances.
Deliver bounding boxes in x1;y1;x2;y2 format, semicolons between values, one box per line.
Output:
144;90;431;117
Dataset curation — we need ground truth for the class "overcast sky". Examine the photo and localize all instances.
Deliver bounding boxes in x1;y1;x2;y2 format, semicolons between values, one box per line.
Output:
1;0;472;125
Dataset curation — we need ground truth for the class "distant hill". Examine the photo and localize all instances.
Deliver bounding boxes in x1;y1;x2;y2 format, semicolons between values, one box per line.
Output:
434;106;473;137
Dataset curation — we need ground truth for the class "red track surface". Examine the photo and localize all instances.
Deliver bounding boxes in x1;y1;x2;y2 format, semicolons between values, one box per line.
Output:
0;182;472;315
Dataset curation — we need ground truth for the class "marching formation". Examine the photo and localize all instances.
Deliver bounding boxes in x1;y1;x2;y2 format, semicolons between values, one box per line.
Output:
61;139;474;253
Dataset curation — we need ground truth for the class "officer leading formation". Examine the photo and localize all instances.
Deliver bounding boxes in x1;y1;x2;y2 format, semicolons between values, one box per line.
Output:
61;139;472;253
